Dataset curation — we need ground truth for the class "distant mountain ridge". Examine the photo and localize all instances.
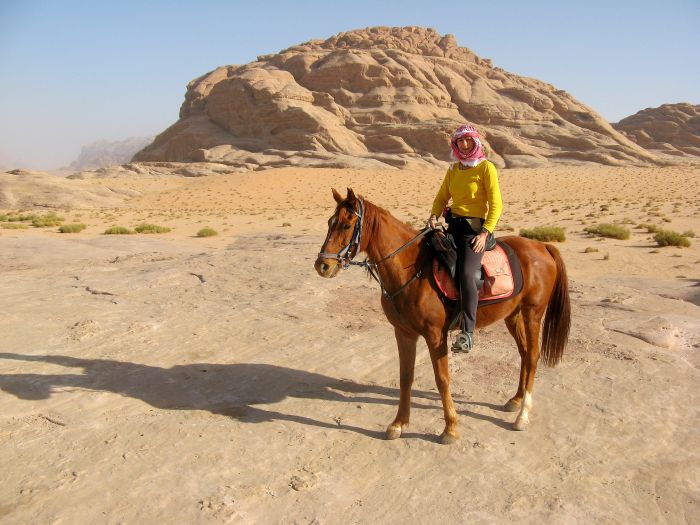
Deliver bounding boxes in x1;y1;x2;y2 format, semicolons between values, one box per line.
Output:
613;103;700;158
68;137;153;170
134;26;661;170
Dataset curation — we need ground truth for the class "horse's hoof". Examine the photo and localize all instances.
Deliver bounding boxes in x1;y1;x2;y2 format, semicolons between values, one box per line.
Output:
385;424;403;440
512;416;529;431
504;399;521;412
439;432;459;445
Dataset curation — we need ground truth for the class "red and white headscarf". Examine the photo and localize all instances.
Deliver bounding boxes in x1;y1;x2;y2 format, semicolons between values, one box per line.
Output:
450;123;486;167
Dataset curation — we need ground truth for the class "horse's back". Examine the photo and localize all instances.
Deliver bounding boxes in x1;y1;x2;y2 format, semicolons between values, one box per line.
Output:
496;235;560;295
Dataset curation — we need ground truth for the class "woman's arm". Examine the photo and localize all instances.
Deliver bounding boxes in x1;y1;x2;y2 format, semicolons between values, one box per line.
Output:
482;162;502;233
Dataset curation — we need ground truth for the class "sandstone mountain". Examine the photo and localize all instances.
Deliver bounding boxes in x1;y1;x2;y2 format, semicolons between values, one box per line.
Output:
67;136;153;170
134;26;660;170
613;103;700;159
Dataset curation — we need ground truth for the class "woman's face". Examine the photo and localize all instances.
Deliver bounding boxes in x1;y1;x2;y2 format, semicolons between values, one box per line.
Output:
455;136;474;154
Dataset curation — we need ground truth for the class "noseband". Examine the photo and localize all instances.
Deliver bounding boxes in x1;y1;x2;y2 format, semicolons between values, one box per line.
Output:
317;199;365;269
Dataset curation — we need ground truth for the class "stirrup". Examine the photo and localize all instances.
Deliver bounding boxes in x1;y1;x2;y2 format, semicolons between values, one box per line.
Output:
451;331;473;353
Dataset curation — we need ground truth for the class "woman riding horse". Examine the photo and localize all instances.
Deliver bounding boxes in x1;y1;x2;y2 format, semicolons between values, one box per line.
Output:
428;123;502;354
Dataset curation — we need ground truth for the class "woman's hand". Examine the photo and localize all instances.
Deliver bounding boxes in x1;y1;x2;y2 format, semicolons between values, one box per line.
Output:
427;214;438;229
471;230;489;253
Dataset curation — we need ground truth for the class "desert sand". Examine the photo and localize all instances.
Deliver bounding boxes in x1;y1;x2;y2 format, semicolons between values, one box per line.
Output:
1;165;699;523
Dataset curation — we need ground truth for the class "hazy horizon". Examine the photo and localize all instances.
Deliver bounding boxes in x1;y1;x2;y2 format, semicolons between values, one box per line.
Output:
1;0;698;170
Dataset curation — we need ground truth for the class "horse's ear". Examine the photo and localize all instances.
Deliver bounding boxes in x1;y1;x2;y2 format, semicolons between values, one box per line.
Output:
332;188;343;203
346;187;357;203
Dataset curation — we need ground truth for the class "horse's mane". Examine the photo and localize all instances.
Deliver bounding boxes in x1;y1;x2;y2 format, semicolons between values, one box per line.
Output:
349;197;424;281
360;197;418;243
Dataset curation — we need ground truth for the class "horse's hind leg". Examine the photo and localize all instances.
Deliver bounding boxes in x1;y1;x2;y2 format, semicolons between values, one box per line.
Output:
386;327;417;440
504;312;527;413
512;307;543;431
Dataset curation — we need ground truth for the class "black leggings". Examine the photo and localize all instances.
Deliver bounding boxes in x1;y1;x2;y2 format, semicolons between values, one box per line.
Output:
448;221;484;333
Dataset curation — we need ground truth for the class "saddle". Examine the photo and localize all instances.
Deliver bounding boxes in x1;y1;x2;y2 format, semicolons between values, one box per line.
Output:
431;239;523;305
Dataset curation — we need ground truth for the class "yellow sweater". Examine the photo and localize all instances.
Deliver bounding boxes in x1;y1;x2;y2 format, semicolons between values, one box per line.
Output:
431;160;503;233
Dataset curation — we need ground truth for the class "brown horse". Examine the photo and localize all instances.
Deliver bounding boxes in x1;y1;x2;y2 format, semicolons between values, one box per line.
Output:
314;188;570;444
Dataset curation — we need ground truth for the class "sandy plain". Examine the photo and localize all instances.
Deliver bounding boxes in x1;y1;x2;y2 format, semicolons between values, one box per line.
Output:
0;164;699;524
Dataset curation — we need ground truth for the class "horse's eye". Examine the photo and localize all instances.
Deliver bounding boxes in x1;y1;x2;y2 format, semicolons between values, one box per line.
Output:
342;223;352;230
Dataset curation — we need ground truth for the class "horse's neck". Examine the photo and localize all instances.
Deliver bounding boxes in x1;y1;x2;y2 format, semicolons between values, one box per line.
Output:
364;205;420;270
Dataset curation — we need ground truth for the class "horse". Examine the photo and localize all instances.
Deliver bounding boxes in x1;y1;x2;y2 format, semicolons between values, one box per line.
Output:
314;188;570;444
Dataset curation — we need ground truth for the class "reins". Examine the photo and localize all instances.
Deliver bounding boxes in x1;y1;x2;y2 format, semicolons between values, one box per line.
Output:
318;198;431;301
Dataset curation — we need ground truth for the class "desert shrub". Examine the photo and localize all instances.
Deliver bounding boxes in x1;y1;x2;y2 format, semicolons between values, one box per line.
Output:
32;213;64;228
135;223;171;234
654;230;691;247
196;227;218;237
7;213;35;222
104;226;135;235
1;222;28;229
519;226;565;242
584;223;630;240
59;223;86;233
583;247;599;253
638;223;660;233
0;214;7;221
682;230;696;238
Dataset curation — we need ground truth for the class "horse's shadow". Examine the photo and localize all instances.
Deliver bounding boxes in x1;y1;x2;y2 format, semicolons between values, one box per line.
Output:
0;352;455;440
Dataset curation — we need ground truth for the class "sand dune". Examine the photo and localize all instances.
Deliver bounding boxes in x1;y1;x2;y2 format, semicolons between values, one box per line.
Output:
1;164;699;523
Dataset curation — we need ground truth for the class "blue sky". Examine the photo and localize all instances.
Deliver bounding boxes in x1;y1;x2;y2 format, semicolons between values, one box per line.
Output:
1;0;698;169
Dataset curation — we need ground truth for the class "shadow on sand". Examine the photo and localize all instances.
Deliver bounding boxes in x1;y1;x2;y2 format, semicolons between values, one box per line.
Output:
0;352;491;441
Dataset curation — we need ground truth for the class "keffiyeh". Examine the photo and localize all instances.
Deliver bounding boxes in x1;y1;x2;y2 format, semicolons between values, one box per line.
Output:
450;123;487;167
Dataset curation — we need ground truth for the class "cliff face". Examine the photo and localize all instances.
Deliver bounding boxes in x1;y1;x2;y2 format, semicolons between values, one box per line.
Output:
613;103;700;158
134;26;660;170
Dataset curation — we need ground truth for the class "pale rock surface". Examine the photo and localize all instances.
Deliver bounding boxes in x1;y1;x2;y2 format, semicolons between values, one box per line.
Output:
134;26;661;170
0;169;140;208
613;103;700;159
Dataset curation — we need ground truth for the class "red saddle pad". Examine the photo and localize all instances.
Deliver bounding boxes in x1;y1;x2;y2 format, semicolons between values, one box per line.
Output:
432;244;515;302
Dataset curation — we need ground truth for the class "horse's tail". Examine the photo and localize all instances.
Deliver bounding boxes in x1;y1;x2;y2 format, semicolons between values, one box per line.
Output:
541;243;570;367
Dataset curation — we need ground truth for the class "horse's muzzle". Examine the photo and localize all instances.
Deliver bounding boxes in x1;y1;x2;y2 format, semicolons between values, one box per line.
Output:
314;257;340;278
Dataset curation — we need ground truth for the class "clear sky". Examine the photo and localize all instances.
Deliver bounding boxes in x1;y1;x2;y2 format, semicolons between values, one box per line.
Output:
1;0;698;169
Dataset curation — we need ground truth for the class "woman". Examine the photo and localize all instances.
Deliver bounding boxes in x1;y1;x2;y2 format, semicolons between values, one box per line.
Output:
427;123;502;353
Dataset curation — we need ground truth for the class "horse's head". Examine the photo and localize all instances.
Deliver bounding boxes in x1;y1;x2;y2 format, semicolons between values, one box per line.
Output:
315;187;364;278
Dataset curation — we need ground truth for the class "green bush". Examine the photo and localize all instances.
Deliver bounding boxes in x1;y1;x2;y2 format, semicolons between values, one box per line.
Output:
7;213;35;222
1;222;28;229
682;230;696;238
654;230;691;247
104;226;135;235
32;213;64;227
196;227;218;238
637;223;660;233
59;223;86;233
584;223;630;240
519;226;566;242
135;223;171;234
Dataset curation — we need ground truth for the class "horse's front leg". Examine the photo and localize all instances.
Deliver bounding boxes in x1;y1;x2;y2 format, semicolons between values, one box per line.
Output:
426;331;459;444
386;327;417;440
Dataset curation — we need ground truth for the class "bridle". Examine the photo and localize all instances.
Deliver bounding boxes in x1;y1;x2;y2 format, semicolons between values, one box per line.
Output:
318;199;365;269
317;198;431;301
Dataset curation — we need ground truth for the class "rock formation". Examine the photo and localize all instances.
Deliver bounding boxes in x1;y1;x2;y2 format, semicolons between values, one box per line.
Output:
613;103;700;158
68;137;153;170
134;26;660;170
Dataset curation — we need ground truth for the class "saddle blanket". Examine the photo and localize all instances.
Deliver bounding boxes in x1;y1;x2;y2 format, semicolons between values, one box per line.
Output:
432;240;523;305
